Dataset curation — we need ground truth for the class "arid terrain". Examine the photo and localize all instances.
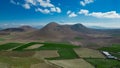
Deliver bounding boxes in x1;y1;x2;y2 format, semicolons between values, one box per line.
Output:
0;22;120;68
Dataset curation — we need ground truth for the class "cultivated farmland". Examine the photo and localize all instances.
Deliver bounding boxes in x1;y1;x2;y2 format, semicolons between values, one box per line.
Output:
25;44;44;50
30;63;58;68
74;48;105;58
0;42;81;68
99;44;120;52
85;58;120;68
13;42;41;51
37;42;80;60
0;42;119;68
49;59;94;68
0;43;23;51
99;44;120;59
33;50;59;59
0;56;41;68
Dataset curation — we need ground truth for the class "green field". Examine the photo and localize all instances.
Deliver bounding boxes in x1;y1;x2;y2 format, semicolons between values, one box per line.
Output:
37;42;79;50
110;52;120;58
85;58;120;68
0;43;24;51
1;42;120;68
46;48;79;60
13;42;78;50
37;43;80;60
99;44;120;52
12;42;80;60
99;44;120;59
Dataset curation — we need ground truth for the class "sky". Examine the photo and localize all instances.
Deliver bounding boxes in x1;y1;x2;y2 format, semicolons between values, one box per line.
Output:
0;0;120;28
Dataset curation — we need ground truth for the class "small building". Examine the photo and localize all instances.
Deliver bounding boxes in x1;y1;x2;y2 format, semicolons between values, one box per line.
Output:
102;51;117;59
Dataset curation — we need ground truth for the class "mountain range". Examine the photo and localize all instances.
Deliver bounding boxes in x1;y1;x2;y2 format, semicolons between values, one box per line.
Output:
0;22;120;48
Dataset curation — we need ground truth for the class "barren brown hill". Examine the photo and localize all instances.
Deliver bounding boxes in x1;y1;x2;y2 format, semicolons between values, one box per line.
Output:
19;26;36;31
0;26;36;35
17;22;92;41
1;28;25;32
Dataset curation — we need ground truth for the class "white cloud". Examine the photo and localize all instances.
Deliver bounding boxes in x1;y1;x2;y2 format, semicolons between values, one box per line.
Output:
56;7;61;13
80;0;94;6
50;8;56;12
82;22;120;29
25;0;36;5
79;9;120;18
10;0;19;5
11;0;61;14
50;7;61;13
68;12;77;18
67;10;71;14
35;8;50;14
38;0;54;8
78;9;89;15
67;10;77;18
22;3;31;9
89;11;120;18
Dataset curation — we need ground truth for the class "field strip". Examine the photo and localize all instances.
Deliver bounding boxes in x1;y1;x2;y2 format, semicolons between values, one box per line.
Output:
0;43;23;51
33;50;59;59
25;44;44;50
49;59;94;68
74;48;105;58
30;62;59;68
7;45;24;51
0;51;35;57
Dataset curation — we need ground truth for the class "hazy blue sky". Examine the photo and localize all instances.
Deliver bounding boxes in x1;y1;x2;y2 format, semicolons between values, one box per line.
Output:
0;0;120;28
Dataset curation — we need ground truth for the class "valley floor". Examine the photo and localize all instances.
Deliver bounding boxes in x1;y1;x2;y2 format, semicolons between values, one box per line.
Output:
0;41;119;68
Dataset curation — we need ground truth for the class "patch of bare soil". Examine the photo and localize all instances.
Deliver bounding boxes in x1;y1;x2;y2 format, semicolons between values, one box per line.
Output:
33;50;59;59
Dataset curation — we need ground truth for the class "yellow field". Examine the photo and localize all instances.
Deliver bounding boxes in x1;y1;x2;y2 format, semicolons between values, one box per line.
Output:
74;48;105;58
25;44;44;50
49;59;94;68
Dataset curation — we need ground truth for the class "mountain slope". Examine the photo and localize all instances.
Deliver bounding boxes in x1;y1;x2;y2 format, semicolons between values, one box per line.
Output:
10;22;120;48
